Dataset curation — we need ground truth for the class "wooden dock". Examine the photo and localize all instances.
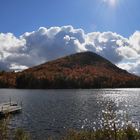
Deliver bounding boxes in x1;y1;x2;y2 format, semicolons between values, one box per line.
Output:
0;102;22;117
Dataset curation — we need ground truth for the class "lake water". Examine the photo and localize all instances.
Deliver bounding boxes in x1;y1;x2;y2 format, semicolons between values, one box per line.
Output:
0;89;140;139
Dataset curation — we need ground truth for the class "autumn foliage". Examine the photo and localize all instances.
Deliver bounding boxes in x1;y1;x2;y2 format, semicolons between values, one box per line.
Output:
0;52;140;88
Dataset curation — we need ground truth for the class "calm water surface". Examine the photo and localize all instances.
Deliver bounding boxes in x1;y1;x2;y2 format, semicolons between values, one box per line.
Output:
0;89;140;139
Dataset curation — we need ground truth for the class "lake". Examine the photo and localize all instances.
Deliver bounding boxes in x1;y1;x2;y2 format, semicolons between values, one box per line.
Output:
0;89;140;140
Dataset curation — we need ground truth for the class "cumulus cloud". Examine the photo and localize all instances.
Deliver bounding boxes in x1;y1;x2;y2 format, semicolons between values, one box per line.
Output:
85;32;129;63
0;25;140;75
129;31;140;53
117;59;140;75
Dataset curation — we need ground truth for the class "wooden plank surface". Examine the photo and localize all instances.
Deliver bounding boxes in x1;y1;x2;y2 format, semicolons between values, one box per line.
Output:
0;102;22;115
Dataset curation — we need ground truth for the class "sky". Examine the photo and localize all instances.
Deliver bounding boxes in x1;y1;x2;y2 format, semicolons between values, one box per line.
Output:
0;0;140;75
0;0;140;37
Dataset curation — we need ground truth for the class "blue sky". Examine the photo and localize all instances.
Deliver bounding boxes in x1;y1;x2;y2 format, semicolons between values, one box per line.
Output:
0;0;140;37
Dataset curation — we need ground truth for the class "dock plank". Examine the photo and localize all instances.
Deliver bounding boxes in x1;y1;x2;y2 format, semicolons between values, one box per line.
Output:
0;102;22;117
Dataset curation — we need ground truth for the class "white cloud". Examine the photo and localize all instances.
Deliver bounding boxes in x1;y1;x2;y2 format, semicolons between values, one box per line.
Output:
117;59;140;75
85;31;129;63
129;31;140;53
0;25;140;76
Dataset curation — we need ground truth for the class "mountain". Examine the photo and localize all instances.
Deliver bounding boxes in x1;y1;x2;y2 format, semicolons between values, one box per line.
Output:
0;51;140;88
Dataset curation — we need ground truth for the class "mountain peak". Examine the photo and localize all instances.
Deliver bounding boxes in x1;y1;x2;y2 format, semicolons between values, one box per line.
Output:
42;51;114;69
33;51;124;76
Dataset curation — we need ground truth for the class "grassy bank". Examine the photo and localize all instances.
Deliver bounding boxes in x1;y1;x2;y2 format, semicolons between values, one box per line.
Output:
0;114;29;140
62;126;140;140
